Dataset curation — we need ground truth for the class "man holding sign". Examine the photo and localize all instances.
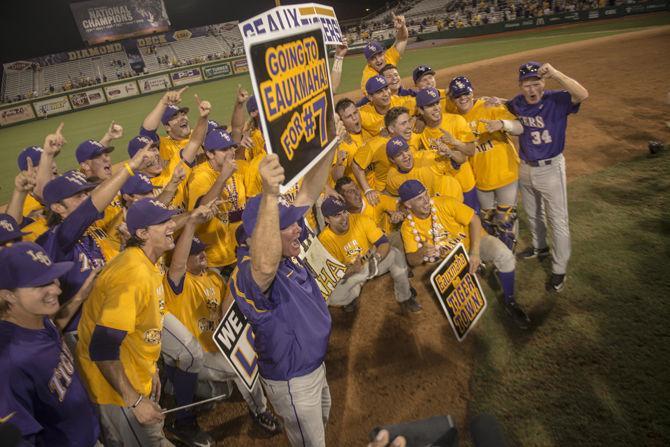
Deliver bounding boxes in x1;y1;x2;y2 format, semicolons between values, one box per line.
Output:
398;180;530;328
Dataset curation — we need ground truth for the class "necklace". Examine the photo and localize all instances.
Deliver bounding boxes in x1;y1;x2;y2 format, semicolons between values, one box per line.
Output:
406;200;441;263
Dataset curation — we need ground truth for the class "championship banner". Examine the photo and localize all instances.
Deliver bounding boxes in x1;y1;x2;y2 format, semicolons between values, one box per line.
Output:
170;68;203;86
212;302;259;393
104;81;140;101
203;62;232;80
69;88;106;109
0;104;35;126
302;237;346;301
239;3;344;45
138;74;171;93
33;97;72;117
70;0;170;45
429;243;487;342
246;25;337;193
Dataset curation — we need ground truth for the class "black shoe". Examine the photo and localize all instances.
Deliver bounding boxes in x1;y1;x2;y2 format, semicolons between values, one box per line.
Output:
250;409;283;435
401;295;422;313
168;418;214;447
504;300;531;329
517;246;549;260
343;299;358;313
548;273;566;292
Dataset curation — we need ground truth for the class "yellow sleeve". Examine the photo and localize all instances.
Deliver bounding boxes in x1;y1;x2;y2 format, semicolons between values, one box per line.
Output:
385;169;401;196
353;139;374;170
452;115;476;143
441;198;475;227
386;46;400;65
378;194;398;214
97;278;138;333
187;173;211;210
492;105;517;121
361;216;384;244
401;221;419;254
441;89;459;114
398;95;416;115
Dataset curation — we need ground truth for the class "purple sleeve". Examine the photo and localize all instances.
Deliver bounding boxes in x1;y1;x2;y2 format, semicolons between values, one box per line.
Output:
139;126;159;141
231;259;276;314
89;325;127;361
54;197;103;252
0;365;42;440
506;95;521;115
167;275;185;295
551;90;580;115
373;235;389;247
356;96;370;107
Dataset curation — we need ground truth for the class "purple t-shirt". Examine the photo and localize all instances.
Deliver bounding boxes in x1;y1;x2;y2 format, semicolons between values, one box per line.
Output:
0;318;100;446
230;233;331;381
507;90;580;162
36;197;104;332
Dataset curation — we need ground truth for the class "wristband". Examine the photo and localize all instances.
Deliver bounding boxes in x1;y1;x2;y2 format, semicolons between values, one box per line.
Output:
124;162;134;176
131;394;143;408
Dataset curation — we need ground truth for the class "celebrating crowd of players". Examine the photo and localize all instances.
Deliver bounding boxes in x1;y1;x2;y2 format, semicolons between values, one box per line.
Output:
0;11;588;447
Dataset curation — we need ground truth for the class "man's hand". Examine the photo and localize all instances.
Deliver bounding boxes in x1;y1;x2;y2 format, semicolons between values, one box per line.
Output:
240;132;254;149
168;164;187;187
335;114;347;142
469;252;481;275
128;143;154;171
335;149;348;167
259;153;284;196
481;96;508;107
432;138;455;159
220;154;238;180
195;94;211;118
132;397;164;425
189;202;216;225
368;429;406;447
150;370;161;402
15;159;37;193
104;121;124;140
346;256;366;276
420;244;442;263
43;122;66;156
236;84;250;105
334;42;348;58
480;119;503;133
365;189;380;206
161;86;188;106
538;63;558;80
389;210;405;224
392;11;406;30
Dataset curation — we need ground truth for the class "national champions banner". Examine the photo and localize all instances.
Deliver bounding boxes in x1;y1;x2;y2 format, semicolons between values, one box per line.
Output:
70;0;171;45
430;244;488;342
246;25;337;193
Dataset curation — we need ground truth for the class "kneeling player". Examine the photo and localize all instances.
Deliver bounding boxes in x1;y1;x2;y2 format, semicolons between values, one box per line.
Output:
398;180;530;328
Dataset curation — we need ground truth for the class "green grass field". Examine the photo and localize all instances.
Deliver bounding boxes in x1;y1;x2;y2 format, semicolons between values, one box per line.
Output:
0;12;668;203
471;150;670;445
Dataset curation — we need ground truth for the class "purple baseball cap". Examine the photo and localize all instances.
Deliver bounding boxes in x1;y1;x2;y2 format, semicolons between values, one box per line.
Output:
449;76;473;98
364;41;384;60
366;75;388;95
0;214;30;245
121;173;155;196
76;139;114;164
0;242;74;289
17;146;43;171
207;119;227;134
246;96;258;114
161;104;190;125
398;179;427;202
43;170;96;206
320;197;347;218
386;135;410;159
416;87;441;108
189;237;206;256
127;135;158;158
126;198;178;235
204;129;236;152
519;61;542;81
413;65;435;84
242;195;309;236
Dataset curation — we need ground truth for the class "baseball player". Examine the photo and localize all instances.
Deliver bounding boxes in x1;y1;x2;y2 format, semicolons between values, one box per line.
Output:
334;176;401;236
398;180;530;328
140;86;192;162
416;87;480;212
448;75;524;250
318;197;418;313
507;62;588;292
385;135;464;201
329;99;366;188
230;148;334;446
412;65;460;114
359;75;416;139
16;145;53;220
0;242;101;446
360;12;408;96
356;64;416;107
76;198;180;446
161;212;282;445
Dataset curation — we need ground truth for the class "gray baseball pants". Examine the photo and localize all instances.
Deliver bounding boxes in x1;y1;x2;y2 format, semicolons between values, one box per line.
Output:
519;153;571;274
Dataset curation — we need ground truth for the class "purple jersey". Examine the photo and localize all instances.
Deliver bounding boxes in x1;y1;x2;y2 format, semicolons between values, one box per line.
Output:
507;90;580;162
36;198;104;332
0;318;100;446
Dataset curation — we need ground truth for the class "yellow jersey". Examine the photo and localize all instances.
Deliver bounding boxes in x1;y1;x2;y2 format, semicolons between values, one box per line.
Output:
165;270;226;353
187;161;246;267
247;128;266;161
149;151;192;209
355;194;398;234
159;134;189;162
353;133;420;192
318;214;385;265
359;95;417;140
22;194;43;218
76;247;167;406
360;46;401;95
401;196;475;254
419;114;477;192
328;132;365;188
21;216;49;243
461;99;519;191
386;151;463;201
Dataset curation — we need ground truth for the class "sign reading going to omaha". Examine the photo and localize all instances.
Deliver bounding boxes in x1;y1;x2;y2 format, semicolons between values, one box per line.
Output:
246;25;337;193
430;243;488;342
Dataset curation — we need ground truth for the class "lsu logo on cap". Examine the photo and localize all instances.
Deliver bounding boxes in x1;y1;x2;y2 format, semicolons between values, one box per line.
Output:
0;220;15;232
89;140;104;149
392;139;403;147
138;173;151;183
367;44;376;51
427;89;438;98
375;76;385;83
149;199;168;209
65;171;88;185
138;136;152;145
26;249;52;266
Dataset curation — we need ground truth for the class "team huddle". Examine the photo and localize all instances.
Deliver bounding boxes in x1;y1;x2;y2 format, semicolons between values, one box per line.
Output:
0;12;587;447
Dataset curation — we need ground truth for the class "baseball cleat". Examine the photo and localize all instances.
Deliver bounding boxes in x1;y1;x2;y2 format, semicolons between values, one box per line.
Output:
167;418;214;447
251;409;283;435
517;246;549;261
401;295;423;313
548;273;566;292
504;301;531;329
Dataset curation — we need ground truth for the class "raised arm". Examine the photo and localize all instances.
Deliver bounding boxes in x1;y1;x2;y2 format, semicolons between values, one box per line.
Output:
181;94;211;164
392;12;408;55
168;203;215;286
53;268;98;330
195;155;237;209
250;154;285;291
99;121;123;148
330;43;347;94
539;63;589;104
230;84;250;143
35;123;65;200
142;87;188;132
7;163;37;224
480;118;524;136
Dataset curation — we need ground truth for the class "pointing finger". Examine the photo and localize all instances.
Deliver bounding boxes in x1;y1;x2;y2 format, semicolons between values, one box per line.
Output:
177;86;189;96
56;122;64;135
194;93;201;104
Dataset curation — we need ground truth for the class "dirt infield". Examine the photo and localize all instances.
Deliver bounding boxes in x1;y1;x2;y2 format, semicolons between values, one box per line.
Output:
198;27;670;446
